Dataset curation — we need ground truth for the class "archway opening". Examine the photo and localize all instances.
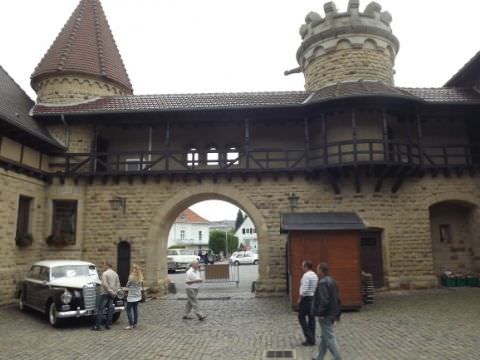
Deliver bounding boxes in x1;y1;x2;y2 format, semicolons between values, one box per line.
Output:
144;185;268;294
429;200;480;277
166;200;260;294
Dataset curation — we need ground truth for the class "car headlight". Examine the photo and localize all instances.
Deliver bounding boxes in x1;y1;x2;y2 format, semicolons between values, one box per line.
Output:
73;290;81;298
61;290;72;304
117;289;125;300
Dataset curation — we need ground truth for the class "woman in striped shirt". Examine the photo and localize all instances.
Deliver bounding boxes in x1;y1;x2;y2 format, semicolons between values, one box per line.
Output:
125;264;143;330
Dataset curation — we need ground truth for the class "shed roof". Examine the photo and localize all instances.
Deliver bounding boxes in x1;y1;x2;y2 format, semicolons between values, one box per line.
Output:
280;212;366;233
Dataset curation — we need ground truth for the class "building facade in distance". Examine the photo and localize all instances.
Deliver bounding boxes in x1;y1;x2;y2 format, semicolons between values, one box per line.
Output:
1;0;480;304
167;209;210;250
234;217;258;251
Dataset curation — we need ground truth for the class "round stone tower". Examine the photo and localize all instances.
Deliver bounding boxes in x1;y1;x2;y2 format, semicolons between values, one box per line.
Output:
296;0;399;90
31;0;132;104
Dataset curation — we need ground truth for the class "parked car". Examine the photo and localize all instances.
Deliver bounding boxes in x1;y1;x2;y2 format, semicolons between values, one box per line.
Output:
167;249;200;272
16;260;125;327
229;251;259;265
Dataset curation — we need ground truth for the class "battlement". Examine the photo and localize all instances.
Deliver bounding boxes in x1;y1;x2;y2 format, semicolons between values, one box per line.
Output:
294;0;400;90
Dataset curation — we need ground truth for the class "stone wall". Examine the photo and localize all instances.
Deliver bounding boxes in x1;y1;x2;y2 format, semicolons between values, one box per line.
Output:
2;166;480;303
35;75;127;104
0;169;47;305
304;47;394;90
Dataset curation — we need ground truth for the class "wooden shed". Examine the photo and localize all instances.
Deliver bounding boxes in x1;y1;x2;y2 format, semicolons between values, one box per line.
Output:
281;212;366;309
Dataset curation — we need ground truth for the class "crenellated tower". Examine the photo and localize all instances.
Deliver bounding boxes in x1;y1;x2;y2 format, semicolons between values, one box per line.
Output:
293;0;399;90
31;0;132;104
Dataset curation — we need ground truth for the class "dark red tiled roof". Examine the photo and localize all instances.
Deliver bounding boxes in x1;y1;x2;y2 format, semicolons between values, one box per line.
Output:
31;81;480;116
401;87;480;104
0;66;63;150
31;0;132;93
176;209;209;224
32;91;310;115
444;51;480;87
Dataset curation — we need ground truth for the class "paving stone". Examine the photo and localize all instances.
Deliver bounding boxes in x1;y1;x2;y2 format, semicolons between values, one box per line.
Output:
0;288;479;360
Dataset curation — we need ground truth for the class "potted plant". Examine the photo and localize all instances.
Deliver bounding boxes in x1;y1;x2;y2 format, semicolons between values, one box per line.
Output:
16;233;33;247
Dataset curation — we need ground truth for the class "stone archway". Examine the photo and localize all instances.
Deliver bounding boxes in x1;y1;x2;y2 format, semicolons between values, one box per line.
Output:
143;184;269;293
429;200;480;276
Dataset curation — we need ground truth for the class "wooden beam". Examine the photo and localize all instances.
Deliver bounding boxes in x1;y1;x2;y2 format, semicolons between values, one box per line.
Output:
352;109;358;163
416;112;424;166
326;170;341;195
304;117;310;168
245;118;250;169
382;108;389;162
322;114;328;165
354;166;361;193
375;165;391;192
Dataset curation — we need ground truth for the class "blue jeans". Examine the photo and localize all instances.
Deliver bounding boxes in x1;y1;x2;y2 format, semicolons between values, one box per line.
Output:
315;318;342;360
126;301;139;326
95;294;114;328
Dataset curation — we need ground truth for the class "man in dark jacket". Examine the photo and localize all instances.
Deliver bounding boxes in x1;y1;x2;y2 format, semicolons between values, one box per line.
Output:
311;262;342;360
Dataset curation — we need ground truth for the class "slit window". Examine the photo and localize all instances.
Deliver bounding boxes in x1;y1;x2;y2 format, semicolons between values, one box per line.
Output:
439;224;451;243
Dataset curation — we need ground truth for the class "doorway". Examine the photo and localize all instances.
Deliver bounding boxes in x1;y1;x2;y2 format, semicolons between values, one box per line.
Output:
360;230;384;288
117;241;131;286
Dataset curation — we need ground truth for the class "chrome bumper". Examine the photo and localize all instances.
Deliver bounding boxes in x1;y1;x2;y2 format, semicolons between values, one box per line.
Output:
56;306;125;319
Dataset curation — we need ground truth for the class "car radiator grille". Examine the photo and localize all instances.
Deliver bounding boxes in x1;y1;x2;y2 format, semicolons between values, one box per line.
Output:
83;285;97;310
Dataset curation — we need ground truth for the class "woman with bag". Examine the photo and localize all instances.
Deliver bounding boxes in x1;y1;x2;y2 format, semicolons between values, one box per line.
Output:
125;264;144;330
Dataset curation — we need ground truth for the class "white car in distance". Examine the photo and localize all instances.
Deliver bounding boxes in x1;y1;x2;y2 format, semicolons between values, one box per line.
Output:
229;251;258;265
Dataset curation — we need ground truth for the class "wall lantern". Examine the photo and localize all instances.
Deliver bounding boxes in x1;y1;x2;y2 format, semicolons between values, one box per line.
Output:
109;196;127;214
287;192;299;213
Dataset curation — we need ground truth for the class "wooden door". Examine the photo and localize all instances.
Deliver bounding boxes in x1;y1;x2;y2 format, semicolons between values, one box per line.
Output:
117;241;131;287
288;231;362;308
360;231;384;288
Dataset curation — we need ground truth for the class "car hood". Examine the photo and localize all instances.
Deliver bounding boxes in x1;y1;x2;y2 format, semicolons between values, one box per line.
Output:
49;276;100;289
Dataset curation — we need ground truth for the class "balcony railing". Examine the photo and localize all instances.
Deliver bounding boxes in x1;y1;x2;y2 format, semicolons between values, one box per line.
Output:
49;141;480;176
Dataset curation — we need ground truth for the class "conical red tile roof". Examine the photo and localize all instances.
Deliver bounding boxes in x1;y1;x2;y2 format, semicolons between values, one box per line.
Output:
31;0;132;93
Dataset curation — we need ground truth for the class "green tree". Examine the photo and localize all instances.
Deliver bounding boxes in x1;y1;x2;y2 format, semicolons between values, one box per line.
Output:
209;230;239;255
234;209;245;231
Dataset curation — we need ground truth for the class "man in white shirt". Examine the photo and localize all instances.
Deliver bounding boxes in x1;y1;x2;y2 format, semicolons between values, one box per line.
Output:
183;261;206;321
298;260;319;346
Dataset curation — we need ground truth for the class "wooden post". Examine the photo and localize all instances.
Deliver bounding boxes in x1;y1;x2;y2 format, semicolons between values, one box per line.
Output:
165;120;170;171
352;109;358;163
406;113;413;163
322;114;328;165
304;117;310;168
90;123;98;173
382;109;389;162
416;112;424;166
245;118;250;169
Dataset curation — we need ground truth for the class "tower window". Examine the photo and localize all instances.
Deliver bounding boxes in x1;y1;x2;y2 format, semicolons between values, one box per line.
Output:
226;146;240;165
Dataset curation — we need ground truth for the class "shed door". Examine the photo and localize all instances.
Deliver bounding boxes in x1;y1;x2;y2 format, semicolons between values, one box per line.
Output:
117;241;131;287
360;231;384;288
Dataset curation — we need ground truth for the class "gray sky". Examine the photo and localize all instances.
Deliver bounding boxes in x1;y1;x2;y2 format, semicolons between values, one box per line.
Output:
2;0;479;220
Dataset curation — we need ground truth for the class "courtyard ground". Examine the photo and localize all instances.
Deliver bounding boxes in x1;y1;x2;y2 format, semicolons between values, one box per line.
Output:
1;285;479;360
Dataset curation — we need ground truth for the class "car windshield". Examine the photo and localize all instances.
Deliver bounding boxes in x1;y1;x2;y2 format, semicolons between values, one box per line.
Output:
51;265;98;279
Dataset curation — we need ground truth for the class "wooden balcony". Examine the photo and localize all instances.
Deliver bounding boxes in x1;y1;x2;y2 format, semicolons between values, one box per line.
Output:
50;141;480;182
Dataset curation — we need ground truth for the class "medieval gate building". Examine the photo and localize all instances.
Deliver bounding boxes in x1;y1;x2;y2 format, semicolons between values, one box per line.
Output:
1;0;480;304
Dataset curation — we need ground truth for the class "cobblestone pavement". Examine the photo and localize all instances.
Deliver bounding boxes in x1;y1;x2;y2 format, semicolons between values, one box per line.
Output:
1;287;479;360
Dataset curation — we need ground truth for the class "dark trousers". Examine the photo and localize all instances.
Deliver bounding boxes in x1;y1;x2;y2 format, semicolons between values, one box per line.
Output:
298;296;316;344
95;294;114;328
126;301;139;326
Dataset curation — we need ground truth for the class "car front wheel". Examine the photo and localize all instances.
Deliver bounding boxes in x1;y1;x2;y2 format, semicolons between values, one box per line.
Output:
234;261;240;266
253;260;258;265
48;302;62;327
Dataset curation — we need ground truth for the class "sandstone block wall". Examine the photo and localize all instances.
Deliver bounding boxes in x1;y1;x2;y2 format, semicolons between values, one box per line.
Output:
304;47;394;90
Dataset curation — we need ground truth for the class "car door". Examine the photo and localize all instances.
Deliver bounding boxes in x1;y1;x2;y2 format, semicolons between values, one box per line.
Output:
25;266;42;309
37;266;51;308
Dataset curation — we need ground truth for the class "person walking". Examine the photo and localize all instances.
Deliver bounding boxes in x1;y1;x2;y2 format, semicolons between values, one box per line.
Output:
125;264;143;330
298;260;318;346
312;262;342;360
183;261;206;321
92;261;120;331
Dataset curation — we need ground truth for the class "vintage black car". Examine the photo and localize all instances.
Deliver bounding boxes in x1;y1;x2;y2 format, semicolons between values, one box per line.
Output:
16;260;125;327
